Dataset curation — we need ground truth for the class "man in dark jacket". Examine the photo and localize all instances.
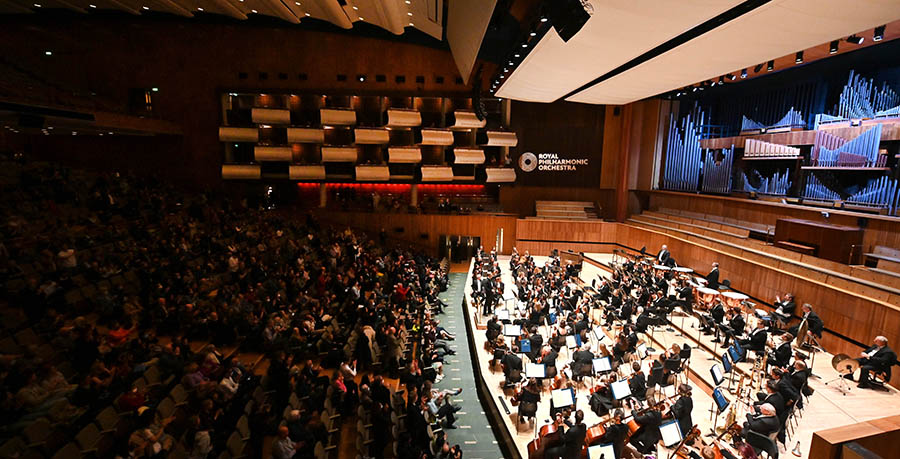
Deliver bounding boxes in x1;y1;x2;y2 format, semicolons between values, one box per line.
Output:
629;401;664;454
547;410;587;459
743;403;779;438
856;336;897;389
705;262;720;290
671;384;694;436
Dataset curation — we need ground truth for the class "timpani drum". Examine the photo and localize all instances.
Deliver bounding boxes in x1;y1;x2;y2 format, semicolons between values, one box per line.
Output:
697;287;721;310
653;264;672;276
721;291;748;309
673;267;693;275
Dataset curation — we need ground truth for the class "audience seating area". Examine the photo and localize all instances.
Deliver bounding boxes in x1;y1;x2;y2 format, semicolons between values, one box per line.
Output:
865;246;900;278
0;154;464;459
531;201;600;220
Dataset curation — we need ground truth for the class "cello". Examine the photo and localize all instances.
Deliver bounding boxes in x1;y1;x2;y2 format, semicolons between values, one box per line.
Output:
527;413;565;459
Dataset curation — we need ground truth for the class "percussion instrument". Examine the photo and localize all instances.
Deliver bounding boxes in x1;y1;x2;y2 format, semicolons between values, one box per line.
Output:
721;291;748;309
794;319;809;348
697;287;721;309
831;354;860;376
653;264;672;276
694;277;709;286
673;267;693;274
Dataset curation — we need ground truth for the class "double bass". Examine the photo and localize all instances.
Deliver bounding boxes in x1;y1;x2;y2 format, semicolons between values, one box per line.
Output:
527;413;566;459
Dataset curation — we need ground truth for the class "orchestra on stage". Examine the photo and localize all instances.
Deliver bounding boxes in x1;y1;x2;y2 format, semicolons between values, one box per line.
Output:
466;244;897;459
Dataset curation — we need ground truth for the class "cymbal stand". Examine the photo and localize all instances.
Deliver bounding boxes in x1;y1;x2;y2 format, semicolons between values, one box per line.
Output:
824;369;851;395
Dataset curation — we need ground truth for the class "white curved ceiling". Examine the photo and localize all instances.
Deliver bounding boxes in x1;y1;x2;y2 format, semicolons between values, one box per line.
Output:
0;0;444;40
495;0;900;105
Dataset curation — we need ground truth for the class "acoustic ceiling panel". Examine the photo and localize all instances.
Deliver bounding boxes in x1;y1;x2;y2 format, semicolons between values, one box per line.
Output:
355;165;391;181
254;146;293;162
485;168;516;183
419;129;454;145
320;108;357;125
354;128;390;144
387;147;422;163
287;127;325;143
495;0;744;102
219;127;259;142
450;110;487;130
567;0;900;104
289;165;326;180
251;108;291;125
446;0;497;83
420;166;454;181
480;130;518;147
222;164;261;179
321;146;358;162
452;148;485;164
386;109;422;127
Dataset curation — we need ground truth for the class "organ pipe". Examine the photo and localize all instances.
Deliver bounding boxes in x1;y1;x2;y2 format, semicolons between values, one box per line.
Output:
663;107;705;192
701;146;734;194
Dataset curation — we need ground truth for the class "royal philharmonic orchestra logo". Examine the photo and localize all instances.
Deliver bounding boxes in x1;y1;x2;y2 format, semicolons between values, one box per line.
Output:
518;152;589;172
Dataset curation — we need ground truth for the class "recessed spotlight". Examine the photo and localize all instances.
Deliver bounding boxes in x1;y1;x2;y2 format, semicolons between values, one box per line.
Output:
151;87;159;92
358;16;364;20
766;60;774;71
846;35;864;45
408;22;413;26
108;131;113;135
197;7;203;11
754;63;764;73
89;3;96;7
295;1;300;4
795;51;803;63
530;31;536;37
358;75;366;82
405;0;410;3
540;17;547;22
728;74;736;81
521;43;528;48
352;6;358;10
33;3;40;7
407;12;412;16
503;68;509;73
874;25;885;41
829;40;839;54
305;12;310;16
142;5;149;10
741;68;747;79
508;61;514;66
44;50;52;56
251;9;257;13
500;75;505;79
692;87;698;92
514;54;520;58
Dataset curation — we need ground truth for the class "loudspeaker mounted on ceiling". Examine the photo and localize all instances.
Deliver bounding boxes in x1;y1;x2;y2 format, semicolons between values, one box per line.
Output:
546;0;592;42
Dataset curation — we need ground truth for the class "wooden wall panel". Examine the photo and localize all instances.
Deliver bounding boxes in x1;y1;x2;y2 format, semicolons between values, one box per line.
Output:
318;211;519;255
498;186;613;217
649;191;900;254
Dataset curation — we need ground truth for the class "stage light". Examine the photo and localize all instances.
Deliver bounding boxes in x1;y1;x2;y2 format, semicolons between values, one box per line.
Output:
874;25;885;41
795;51;803;63
197;7;203;10
754;63;764;73
357;75;366;82
409;22;413;26
508;61;514;66
829;40;839;54
692;87;698;92
540;17;548;22
33;3;40;7
767;60;774;71
358;16;364;20
728;74;736;81
44;50;52;56
251;9;257;13
142;5;149;10
151;87;159;92
521;43;528;48
89;4;96;7
305;12;310;16
514;54;520;58
407;12;412;16
503;68;509;73
530;31;536;37
741;68;747;79
718;76;724;85
846;35;864;45
352;6;358;10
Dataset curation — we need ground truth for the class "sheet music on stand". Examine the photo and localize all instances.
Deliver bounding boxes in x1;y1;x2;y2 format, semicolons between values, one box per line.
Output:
503;324;521;337
636;343;648;359
592;356;612;373
592;328;606;343
659;420;683;447
566;335;578;349
495;309;509;321
551;388;575;407
710;364;724;386
526;363;546;379
611;379;632;400
587;443;616;459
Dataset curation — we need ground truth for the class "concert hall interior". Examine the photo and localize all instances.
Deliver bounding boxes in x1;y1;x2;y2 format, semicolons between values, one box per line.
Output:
4;1;900;459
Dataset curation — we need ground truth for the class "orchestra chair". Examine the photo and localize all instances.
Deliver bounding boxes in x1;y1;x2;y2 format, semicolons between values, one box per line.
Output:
516;401;538;431
868;359;898;391
717;279;731;291
746;430;779;459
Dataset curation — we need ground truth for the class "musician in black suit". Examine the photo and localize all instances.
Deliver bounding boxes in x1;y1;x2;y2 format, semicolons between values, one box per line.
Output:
768;333;793;370
743;403;780;439
501;345;523;384
700;301;725;335
738;320;768;354
770;368;799;408
629;362;647;400
754;380;786;417
855;336;897;389
547;410;587;459
788;303;824;339
629;401;664;455
677;280;694;314
671;384;694;436
598;410;630;459
717;308;746;347
772;293;796;328
705;262;720;290
657;245;671;265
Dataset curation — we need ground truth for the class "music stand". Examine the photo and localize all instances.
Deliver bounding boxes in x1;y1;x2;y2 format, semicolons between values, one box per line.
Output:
503;324;521;337
710;364;725;386
611;379;632;401
519;339;532;354
526;363;546;379
592;356;612;375
587;443;616;459
660;420;684;448
708;388;730;435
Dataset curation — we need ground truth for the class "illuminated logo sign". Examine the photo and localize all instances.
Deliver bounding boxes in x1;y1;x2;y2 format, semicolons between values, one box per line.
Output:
518;152;589;172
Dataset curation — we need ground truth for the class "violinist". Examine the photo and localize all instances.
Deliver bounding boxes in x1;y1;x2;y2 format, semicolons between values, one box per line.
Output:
628;362;647;400
629;400;664;455
539;346;559;379
671;383;694;436
546;410;586;459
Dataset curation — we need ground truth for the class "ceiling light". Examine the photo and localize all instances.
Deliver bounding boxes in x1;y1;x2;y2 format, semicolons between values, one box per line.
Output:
33;3;40;7
305;12;310;16
692;87;697;92
44;50;52;56
846;35;864;45
529;31;536;37
710;80;716;87
352;6;358;10
676;92;682;97
795;51;803;63
508;61;514;66
358;16;364;20
142;6;149;10
358;75;366;82
521;43;528;48
89;4;96;7
407;12;412;16
540;17;547;22
514;53;520;58
727;74;736;81
503;68;509;73
741;68;747;79
406;0;410;3
500;75;505;79
197;7;203;11
408;22;413;26
108;131;113;134
151;87;159;92
295;1;300;4
874;25;885;41
829;40;839;54
251;9;257;13
766;60;774;71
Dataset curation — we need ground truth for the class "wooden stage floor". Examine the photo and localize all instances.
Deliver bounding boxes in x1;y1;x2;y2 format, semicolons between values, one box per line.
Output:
461;253;900;459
